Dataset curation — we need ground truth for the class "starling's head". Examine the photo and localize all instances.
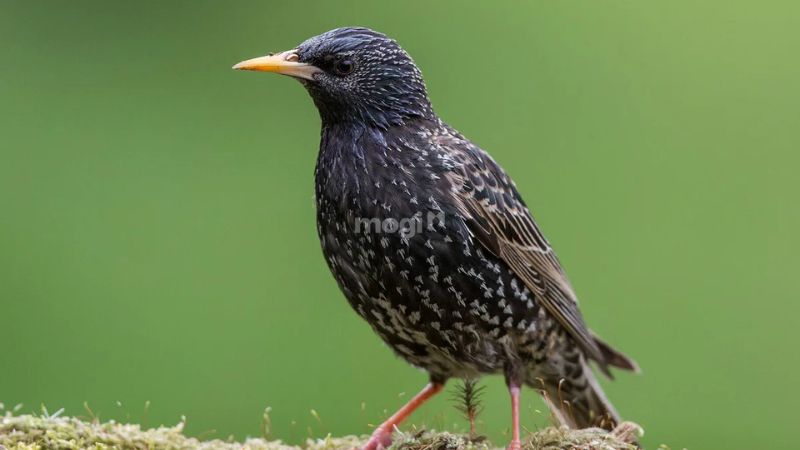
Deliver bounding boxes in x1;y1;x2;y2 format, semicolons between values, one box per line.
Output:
234;27;433;128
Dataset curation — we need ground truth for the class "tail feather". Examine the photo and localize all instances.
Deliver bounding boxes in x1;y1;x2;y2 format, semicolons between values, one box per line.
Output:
591;331;640;378
537;362;620;431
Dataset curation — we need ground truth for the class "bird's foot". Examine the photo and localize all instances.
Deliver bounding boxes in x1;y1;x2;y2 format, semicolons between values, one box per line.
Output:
360;427;393;450
506;439;522;450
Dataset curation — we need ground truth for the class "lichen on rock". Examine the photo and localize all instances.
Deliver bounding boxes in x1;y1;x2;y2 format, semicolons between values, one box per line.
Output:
0;412;640;450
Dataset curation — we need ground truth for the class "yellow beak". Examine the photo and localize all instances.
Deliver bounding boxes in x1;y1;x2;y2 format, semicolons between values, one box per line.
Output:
232;50;320;81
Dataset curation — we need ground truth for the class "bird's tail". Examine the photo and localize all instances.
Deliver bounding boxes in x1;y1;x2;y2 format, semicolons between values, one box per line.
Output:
536;360;620;431
591;331;640;376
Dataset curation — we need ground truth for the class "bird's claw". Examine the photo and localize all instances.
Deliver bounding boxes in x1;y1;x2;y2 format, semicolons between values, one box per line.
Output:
507;439;522;450
360;427;393;450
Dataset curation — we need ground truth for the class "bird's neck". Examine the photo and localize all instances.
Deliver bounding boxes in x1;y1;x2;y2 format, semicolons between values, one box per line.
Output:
314;122;373;197
314;117;445;207
309;87;434;130
317;105;435;131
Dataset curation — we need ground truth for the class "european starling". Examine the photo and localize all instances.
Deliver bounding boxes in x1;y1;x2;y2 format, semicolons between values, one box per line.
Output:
234;27;638;450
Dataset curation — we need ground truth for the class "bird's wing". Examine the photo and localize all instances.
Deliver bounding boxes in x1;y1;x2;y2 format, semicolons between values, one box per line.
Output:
438;133;610;371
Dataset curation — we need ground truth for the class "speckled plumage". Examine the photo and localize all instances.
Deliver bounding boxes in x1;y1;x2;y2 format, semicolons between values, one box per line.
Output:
314;115;634;428
238;27;638;439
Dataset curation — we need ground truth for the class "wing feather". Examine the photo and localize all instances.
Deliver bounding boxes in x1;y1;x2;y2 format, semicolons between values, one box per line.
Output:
440;137;610;372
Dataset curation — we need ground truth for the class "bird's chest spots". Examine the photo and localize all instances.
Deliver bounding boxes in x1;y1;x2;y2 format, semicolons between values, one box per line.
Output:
316;176;432;284
316;145;439;263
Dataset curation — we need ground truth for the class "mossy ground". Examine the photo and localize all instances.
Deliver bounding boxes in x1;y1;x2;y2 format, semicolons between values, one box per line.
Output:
0;411;641;450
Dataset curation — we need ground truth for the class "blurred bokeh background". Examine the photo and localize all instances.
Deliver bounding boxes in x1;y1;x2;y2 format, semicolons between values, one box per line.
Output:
1;1;797;449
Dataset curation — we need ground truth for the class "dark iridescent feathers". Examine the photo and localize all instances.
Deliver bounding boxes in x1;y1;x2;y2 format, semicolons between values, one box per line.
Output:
302;26;638;431
296;27;433;128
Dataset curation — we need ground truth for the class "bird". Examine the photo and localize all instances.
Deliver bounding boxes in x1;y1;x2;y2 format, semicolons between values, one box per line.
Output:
234;27;638;450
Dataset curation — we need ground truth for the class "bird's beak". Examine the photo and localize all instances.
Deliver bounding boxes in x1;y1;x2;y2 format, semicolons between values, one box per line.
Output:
232;50;320;81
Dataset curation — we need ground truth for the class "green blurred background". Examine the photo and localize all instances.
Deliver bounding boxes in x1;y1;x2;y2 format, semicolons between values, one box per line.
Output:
1;1;797;449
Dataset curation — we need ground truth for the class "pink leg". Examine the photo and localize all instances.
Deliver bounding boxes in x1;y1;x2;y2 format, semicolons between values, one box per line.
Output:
361;382;444;450
508;383;522;450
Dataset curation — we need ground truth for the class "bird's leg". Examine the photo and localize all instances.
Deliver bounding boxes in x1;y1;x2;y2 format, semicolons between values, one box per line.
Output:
361;381;444;450
507;382;522;450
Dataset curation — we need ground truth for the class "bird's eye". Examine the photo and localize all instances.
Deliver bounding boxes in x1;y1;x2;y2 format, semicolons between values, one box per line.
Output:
334;58;355;76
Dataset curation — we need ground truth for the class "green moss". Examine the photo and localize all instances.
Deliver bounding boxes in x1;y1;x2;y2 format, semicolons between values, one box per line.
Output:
0;412;640;450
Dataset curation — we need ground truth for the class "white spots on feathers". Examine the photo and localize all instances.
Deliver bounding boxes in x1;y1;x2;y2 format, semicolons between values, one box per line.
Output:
315;116;553;379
